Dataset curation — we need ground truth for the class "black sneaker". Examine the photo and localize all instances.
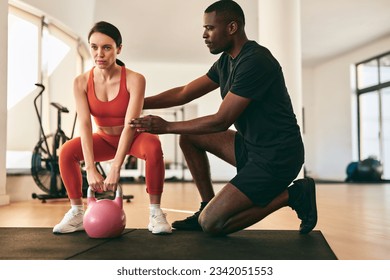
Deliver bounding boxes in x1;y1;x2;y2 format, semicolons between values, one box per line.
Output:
288;177;318;234
171;202;207;231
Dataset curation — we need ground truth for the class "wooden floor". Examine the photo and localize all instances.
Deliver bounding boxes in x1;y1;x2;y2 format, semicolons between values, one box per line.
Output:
1;180;389;260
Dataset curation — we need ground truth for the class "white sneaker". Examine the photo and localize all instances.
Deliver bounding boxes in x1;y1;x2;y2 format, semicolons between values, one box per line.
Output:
148;209;172;235
53;208;84;234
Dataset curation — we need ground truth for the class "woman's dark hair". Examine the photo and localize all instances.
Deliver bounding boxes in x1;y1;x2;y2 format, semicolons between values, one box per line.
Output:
88;21;125;66
205;0;245;27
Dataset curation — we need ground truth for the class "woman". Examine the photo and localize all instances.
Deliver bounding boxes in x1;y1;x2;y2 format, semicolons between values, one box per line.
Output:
53;21;171;235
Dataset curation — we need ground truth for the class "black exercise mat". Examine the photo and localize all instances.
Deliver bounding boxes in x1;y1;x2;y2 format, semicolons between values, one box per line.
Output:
0;227;135;260
71;229;337;260
0;228;337;260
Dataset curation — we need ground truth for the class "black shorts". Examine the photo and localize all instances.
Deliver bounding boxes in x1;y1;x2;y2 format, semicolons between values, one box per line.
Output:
230;132;304;206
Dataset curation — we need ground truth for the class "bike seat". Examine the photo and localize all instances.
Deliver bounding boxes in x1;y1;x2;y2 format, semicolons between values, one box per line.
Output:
50;102;69;113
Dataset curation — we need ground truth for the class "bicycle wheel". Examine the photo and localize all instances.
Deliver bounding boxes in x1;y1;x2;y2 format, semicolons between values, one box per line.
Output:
31;134;105;197
31;134;67;195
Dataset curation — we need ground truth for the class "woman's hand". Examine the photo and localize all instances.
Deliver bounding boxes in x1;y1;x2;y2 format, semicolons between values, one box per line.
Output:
86;167;105;193
87;166;121;193
103;165;121;192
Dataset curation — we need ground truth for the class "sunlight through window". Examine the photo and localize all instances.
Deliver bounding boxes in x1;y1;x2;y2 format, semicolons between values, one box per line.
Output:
7;13;39;110
7;5;86;172
42;28;71;76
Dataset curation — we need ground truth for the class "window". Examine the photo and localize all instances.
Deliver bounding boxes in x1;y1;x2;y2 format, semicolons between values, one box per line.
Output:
42;28;70;77
7;7;40;110
7;4;89;171
355;51;390;180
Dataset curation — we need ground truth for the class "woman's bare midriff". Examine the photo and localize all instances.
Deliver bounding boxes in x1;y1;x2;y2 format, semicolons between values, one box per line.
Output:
97;125;124;136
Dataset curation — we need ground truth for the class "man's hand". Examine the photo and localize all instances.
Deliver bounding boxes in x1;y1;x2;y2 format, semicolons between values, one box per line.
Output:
130;115;169;134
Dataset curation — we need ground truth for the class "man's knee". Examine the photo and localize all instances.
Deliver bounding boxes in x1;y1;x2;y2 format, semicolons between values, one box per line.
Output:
179;134;214;152
199;210;225;236
179;134;196;148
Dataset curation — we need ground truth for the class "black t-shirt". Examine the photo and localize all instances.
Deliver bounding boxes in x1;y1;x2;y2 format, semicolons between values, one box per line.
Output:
207;41;303;160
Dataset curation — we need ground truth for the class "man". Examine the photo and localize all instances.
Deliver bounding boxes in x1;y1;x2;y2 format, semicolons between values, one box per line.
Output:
130;0;317;236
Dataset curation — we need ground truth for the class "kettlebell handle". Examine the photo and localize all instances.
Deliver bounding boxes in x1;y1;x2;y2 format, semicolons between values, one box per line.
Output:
87;184;123;198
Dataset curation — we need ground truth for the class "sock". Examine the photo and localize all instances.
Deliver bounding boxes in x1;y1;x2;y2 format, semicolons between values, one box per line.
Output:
200;201;208;211
287;183;300;207
71;204;84;213
149;204;161;215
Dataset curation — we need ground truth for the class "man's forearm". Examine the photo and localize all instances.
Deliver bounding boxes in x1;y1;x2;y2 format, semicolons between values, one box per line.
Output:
144;86;186;109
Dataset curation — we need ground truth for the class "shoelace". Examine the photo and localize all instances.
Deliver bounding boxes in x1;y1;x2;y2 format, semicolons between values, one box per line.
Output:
61;210;82;223
152;213;168;223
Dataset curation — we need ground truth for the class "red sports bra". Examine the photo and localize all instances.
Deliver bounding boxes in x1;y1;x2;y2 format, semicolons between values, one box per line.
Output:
87;66;130;127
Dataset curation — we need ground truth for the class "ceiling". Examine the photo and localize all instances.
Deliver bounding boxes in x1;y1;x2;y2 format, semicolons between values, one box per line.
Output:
301;0;390;66
94;0;390;67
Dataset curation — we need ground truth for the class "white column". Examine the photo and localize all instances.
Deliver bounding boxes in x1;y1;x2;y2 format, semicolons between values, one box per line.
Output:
258;0;302;128
0;0;10;205
258;0;304;177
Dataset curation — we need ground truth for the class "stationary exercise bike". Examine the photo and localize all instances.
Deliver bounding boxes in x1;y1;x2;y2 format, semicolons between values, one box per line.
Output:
31;83;133;203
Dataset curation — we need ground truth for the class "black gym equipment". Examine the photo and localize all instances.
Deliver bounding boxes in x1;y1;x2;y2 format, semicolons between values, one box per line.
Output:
346;156;384;182
31;83;133;203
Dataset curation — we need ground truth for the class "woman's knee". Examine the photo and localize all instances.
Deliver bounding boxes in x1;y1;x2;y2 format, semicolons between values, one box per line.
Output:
144;137;163;160
59;140;79;165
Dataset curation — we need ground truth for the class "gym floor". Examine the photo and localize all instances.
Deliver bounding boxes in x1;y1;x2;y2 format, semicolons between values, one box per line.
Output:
0;179;389;260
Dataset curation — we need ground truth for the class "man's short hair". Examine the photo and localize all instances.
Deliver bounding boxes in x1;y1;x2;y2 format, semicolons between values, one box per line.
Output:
205;0;245;26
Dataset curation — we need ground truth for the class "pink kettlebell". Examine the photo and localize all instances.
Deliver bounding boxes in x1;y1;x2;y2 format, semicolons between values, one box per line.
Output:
83;185;126;238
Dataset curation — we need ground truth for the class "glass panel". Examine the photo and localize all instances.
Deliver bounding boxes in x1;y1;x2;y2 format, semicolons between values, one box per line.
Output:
381;87;390;179
379;54;390;83
42;28;71;76
357;59;379;89
43;25;79;135
359;92;380;160
7;13;39;109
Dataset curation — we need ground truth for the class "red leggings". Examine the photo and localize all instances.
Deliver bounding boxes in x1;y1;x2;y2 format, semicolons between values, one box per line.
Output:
59;131;165;199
